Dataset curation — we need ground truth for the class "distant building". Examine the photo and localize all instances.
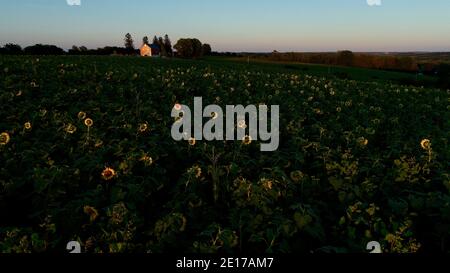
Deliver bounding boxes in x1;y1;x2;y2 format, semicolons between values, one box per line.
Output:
140;43;160;57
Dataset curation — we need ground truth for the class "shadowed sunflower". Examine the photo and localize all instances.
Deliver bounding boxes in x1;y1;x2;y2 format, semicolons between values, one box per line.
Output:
0;132;10;145
78;111;87;120
65;124;77;134
357;137;369;147
101;167;117;181
83;206;99;222
290;171;305;182
139;123;149;133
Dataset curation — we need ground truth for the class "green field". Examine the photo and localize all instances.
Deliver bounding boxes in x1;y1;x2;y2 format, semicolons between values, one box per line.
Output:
0;55;449;253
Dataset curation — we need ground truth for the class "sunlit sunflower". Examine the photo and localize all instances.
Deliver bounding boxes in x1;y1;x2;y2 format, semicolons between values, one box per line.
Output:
65;124;77;134
242;135;252;145
357;137;369;147
101;167;117;181
188;137;196;146
140;154;153;166
24;122;32;130
420;139;431;150
0;132;10;145
139;123;149;133
78;111;87;120
83;206;99;222
84;118;94;127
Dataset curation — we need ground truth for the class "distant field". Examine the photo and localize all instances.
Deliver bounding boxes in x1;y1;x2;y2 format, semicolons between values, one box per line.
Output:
0;55;449;253
213;56;438;87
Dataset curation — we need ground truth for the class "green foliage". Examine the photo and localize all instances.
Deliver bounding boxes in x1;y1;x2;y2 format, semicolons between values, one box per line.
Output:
0;56;449;253
174;39;203;59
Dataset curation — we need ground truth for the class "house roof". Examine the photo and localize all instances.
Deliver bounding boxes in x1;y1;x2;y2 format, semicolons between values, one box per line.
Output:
150;44;160;49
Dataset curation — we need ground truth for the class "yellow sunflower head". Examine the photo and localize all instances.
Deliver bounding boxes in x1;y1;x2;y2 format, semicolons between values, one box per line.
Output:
420;139;431;150
188;137;196;146
242;135;252;145
140;155;153;166
357;137;369;147
101;167;117;181
84;118;94;128
24;122;32;130
0;132;11;145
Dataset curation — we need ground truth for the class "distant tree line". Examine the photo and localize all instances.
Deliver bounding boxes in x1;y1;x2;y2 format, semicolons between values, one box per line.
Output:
0;43;65;55
0;33;213;59
261;51;419;72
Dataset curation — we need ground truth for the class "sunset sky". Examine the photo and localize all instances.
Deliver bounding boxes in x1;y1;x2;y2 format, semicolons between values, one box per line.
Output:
1;0;450;52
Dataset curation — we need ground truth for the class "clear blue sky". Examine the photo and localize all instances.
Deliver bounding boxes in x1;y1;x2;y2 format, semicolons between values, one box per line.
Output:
0;0;449;52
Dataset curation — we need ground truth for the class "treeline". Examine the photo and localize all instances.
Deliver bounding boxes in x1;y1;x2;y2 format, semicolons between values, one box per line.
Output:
260;51;419;72
0;33;213;59
0;43;65;55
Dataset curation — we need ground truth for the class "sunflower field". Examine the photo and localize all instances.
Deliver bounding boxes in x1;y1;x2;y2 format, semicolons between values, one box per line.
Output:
0;56;449;253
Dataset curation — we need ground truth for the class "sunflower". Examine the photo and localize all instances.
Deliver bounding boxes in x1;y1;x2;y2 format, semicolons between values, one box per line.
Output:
24;122;32;130
188;137;196;146
357;137;369;147
78;111;87;120
139;123;149;133
238;120;247;129
83;206;99;222
290;171;305;182
140;154;153;166
420;139;431;150
189;165;202;178
84;118;94;127
174;103;182;111
0;132;10;145
242;135;252;145
101;167;117;181
65;124;77;134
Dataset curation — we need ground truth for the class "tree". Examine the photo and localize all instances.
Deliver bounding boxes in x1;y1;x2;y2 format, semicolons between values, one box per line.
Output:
163;34;173;57
153;36;159;45
202;44;212;56
124;33;135;54
337;50;354;66
174;38;203;59
157;37;168;57
1;43;23;55
143;36;149;46
24;44;64;55
79;46;88;52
